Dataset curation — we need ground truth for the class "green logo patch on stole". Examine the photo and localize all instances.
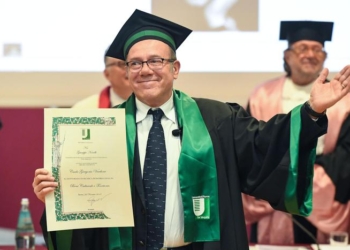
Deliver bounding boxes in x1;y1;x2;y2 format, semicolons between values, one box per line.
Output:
192;196;210;219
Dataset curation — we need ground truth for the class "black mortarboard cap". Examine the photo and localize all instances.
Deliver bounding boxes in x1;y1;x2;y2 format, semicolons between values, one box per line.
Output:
279;21;333;47
106;9;192;60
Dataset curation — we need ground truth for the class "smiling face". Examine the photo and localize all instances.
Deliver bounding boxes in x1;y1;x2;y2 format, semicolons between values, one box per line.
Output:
284;40;327;85
125;39;180;107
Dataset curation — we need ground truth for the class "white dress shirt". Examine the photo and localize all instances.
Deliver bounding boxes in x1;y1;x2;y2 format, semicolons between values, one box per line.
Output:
135;94;189;247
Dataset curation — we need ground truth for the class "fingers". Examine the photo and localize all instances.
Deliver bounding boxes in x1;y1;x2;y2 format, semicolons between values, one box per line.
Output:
337;65;350;91
335;65;350;82
343;66;350;85
33;168;58;203
32;168;51;187
339;66;350;81
317;68;329;83
342;81;350;93
339;64;350;75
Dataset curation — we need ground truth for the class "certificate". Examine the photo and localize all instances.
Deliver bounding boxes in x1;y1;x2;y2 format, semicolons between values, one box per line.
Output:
44;108;134;231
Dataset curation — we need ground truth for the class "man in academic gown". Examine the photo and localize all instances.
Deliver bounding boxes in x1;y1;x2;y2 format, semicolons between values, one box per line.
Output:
72;50;132;108
243;20;350;244
33;10;350;250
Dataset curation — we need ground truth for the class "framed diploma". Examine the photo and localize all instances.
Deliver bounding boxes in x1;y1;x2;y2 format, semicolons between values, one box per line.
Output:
44;108;134;231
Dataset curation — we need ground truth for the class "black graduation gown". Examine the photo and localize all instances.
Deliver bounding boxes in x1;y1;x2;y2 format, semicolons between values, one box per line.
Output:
40;98;327;250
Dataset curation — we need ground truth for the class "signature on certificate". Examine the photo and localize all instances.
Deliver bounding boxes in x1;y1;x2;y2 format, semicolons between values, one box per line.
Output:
87;193;112;206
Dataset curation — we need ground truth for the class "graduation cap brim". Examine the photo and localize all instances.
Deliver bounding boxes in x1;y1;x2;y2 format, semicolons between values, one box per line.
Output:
106;9;192;60
279;21;333;46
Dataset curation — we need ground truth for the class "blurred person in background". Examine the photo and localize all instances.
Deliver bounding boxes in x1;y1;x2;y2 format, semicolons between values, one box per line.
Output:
243;20;350;244
72;49;132;108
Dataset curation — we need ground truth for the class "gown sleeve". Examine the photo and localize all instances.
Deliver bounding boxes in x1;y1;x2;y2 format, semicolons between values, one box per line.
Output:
315;115;350;203
229;103;327;215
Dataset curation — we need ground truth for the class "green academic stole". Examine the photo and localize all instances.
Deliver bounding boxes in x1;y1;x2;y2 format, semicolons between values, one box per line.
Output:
284;104;314;216
49;90;220;249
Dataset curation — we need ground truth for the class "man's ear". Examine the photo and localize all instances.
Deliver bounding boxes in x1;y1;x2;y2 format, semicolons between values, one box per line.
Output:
172;60;180;80
103;68;109;79
125;67;131;79
283;49;290;60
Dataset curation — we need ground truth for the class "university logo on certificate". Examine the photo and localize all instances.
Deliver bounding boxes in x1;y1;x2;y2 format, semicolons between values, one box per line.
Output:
44;108;134;231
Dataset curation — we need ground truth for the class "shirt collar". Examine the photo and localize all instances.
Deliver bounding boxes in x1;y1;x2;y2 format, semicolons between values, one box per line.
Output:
135;92;176;124
109;87;126;107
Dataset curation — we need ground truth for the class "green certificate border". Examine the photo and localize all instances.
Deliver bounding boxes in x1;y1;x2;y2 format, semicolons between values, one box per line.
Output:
52;116;116;222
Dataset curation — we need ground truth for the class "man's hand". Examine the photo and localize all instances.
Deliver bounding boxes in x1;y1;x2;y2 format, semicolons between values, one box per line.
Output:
309;65;350;113
32;168;58;203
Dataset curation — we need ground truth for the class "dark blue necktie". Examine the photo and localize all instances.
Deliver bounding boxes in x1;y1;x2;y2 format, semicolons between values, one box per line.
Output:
143;109;167;249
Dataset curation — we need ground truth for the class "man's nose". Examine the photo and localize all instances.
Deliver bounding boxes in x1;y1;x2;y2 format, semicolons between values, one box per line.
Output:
140;61;153;73
305;48;316;57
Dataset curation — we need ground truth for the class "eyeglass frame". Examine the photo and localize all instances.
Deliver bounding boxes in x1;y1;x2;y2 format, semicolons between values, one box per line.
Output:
286;45;327;57
105;61;126;68
125;58;176;72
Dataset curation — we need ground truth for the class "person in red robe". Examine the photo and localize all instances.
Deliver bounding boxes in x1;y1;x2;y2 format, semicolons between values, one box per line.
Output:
72;50;132;108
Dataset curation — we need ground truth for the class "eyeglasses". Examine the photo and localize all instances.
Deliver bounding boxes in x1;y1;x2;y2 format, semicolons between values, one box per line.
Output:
105;61;126;68
288;45;326;57
126;58;176;72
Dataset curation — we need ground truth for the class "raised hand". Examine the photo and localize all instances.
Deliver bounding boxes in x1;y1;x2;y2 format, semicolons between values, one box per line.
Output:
309;65;350;113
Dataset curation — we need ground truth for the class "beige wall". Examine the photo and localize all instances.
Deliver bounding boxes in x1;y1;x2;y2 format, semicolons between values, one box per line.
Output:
0;71;337;108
